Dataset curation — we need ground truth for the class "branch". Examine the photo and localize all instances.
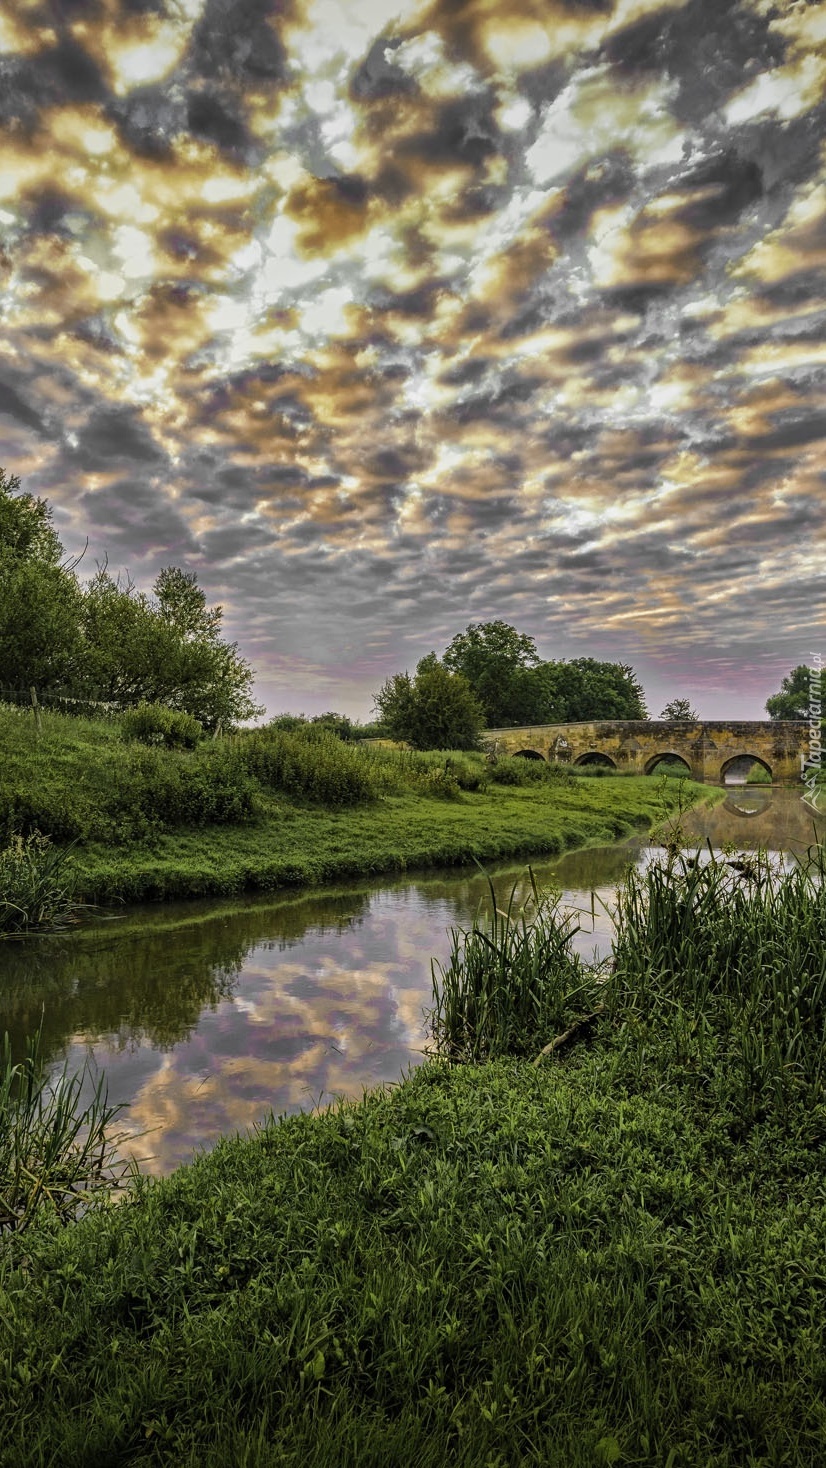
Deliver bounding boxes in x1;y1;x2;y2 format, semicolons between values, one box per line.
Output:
532;1005;605;1066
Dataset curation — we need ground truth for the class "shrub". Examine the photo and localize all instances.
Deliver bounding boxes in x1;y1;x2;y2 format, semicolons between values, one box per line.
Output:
97;744;259;838
240;727;377;806
120;702;204;750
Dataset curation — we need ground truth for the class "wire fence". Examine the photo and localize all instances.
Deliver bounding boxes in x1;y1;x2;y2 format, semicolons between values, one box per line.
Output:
0;686;122;719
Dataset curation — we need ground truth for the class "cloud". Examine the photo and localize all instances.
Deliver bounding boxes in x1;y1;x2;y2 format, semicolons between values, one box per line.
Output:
0;0;823;718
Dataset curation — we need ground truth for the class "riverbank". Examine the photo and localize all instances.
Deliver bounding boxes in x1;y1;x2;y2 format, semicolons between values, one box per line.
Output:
3;848;825;1467
70;775;720;905
0;703;722;908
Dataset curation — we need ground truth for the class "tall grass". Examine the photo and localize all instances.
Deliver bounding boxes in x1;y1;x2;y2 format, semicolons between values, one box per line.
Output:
0;1028;132;1234
239;725;378;805
607;845;826;1125
429;868;604;1062
0;833;83;934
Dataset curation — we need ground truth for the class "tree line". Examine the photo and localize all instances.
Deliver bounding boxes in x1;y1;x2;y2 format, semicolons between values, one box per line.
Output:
372;621;650;749
0;469;261;731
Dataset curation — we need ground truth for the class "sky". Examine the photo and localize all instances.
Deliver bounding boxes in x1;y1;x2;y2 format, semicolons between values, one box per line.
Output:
0;0;824;722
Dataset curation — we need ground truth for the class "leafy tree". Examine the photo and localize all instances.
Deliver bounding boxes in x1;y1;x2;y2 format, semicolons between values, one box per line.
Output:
373;655;484;750
766;665;825;722
660;699;698;720
79;568;261;730
534;659;648;722
442;621;540;727
0;468;63;566
0;469;84;691
0;468;262;728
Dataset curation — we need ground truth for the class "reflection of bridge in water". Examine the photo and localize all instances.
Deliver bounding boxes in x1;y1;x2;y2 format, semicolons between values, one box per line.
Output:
481;720;807;785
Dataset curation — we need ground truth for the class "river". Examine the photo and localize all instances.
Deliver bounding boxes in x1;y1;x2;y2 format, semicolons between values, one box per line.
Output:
1;784;823;1175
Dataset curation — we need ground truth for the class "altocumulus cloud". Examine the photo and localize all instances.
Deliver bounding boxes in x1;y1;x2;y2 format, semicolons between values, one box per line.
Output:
0;0;824;716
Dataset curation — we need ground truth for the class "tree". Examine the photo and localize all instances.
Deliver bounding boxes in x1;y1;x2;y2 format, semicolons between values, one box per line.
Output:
539;659;648;722
0;468;63;566
660;699;698;720
373;655;485;749
0;468;263;728
766;665;824;721
0;468;84;691
79;567;261;730
442;621;540;728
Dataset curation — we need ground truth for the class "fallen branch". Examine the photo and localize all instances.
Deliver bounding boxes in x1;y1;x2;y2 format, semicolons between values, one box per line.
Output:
532;1005;606;1066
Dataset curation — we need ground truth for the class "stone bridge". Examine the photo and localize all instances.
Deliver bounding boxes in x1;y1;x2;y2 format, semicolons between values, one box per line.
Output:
480;720;806;785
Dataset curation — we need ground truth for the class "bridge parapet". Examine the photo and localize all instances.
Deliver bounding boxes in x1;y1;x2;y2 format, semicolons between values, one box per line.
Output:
480;721;805;785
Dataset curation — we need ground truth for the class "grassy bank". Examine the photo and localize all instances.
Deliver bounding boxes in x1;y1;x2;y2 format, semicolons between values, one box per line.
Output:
2;850;825;1466
0;705;719;907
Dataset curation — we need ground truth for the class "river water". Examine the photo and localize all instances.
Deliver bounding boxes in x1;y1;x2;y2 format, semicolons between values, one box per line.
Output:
1;785;823;1175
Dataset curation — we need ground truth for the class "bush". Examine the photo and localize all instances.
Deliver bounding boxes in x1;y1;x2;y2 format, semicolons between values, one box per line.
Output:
97;744;259;838
120;702;204;750
240;727;377;806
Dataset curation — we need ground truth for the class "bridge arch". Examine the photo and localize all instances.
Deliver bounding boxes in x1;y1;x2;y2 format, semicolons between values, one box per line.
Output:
512;748;545;761
720;753;772;785
574;751;617;769
644;752;692;777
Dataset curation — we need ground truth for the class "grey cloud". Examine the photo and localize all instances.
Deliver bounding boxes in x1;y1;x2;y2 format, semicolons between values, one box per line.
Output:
188;0;289;83
186;88;254;157
74;407;164;468
0;35;106;134
0;380;48;436
398;92;503;170
349;36;418;102
601;0;785;122
111;84;188;158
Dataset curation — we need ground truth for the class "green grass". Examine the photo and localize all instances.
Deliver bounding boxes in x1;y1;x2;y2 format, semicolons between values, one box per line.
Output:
2;849;825;1464
0;705;720;907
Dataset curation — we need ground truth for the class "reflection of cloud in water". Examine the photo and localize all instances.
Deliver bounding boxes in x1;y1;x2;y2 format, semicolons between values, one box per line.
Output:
117;895;463;1174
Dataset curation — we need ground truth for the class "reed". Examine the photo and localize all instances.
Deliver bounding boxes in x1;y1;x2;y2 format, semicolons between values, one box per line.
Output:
608;843;826;1123
0;832;84;934
428;867;604;1062
0;1027;133;1234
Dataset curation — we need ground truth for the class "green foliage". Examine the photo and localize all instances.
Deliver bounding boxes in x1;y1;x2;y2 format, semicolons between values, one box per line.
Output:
0;467;63;565
0;1027;131;1235
120;701;204;749
263;712;360;740
373;657;485;750
439;622;648;726
660;699;698;719
537;657;648;722
490;756;575;787
0;703;702;902
609;846;826;1124
766;664;825;722
0;833;83;934
0;708;258;844
239;725;378;806
96;744;260;839
0;468;262;730
5;906;826;1468
443;620;541;727
429;869;599;1062
80;567;262;731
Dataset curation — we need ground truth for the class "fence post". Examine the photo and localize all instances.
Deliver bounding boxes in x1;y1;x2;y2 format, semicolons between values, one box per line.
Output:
29;685;42;735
